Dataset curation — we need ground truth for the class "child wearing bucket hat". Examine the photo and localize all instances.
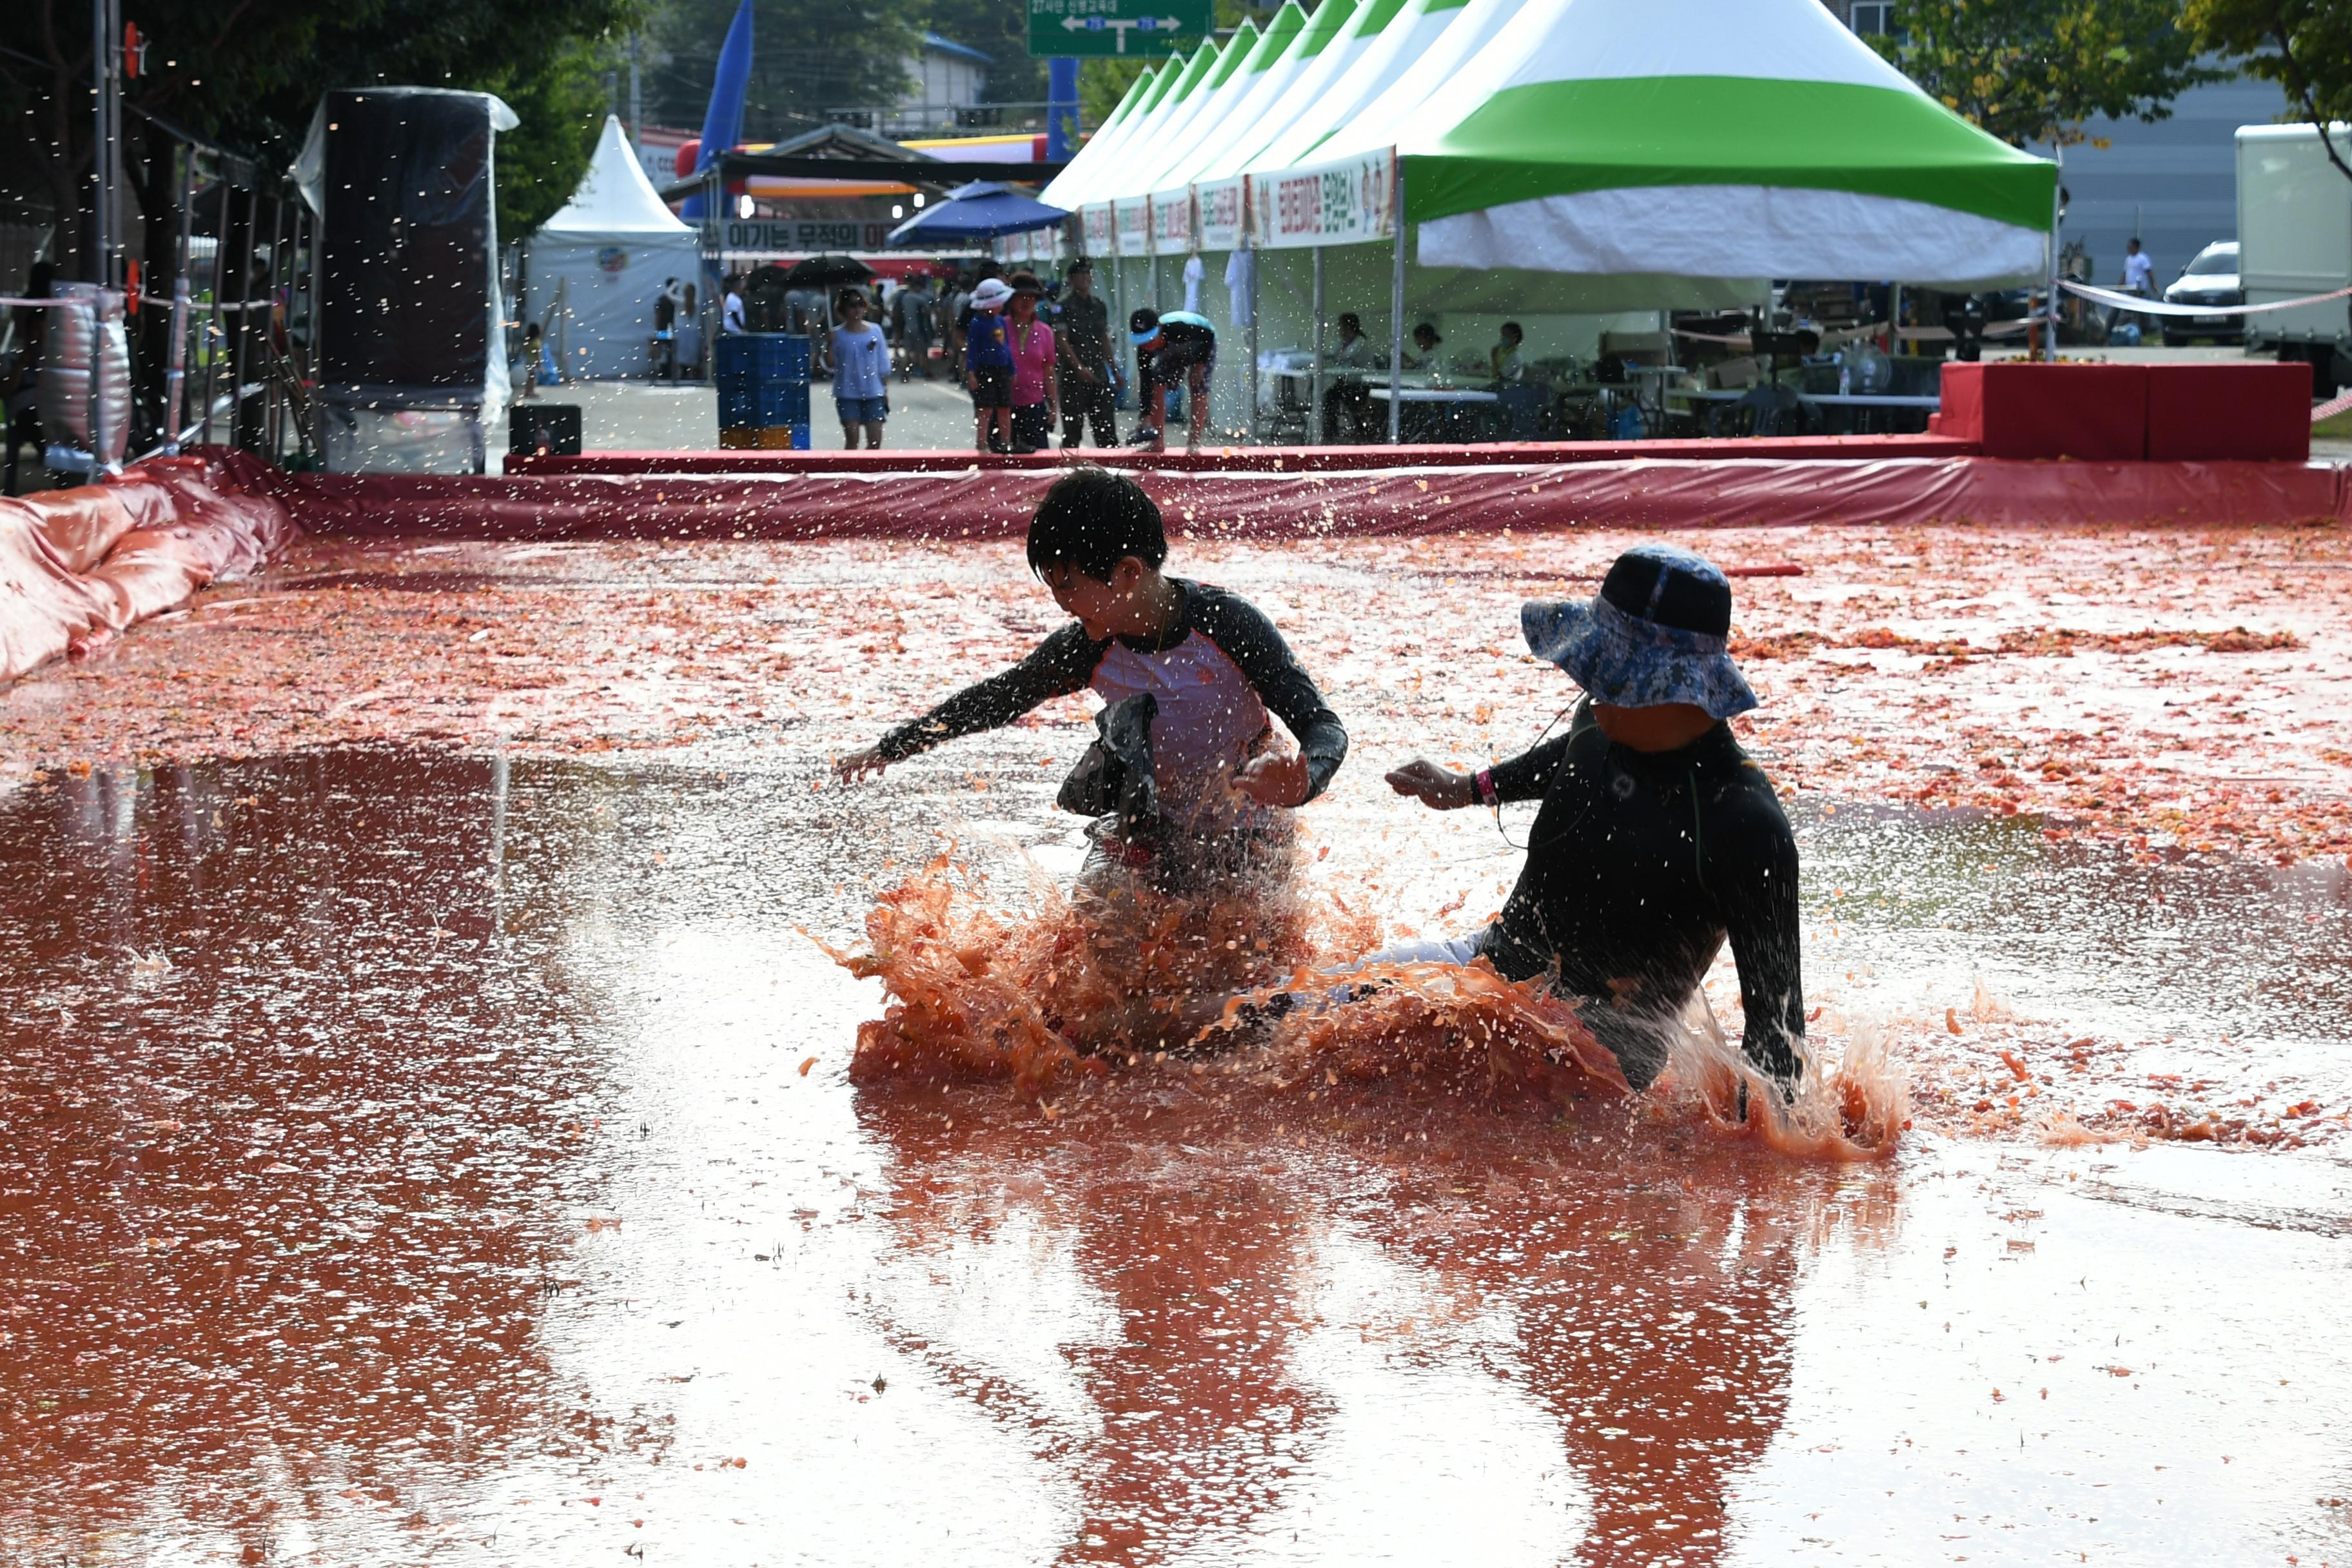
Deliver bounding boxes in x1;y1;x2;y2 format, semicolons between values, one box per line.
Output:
965;276;1017;454
1377;543;1807;1095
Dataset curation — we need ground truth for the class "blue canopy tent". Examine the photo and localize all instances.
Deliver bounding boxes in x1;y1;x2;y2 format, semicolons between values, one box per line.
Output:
885;182;1070;246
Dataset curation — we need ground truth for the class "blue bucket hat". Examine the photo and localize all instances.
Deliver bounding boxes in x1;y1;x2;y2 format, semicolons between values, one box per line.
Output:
1520;543;1758;719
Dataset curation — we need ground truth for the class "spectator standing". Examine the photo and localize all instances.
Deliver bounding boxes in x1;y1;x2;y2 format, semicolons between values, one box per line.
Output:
1056;257;1117;447
722;275;747;335
965;276;1016;454
1005;271;1060;454
893;272;936;379
652;279;680;380
828;287;891;449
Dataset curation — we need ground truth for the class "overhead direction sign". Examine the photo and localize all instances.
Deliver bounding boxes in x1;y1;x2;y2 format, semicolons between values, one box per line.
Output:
1028;0;1211;57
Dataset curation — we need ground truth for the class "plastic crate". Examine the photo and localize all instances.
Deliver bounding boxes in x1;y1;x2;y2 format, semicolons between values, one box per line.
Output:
719;424;812;450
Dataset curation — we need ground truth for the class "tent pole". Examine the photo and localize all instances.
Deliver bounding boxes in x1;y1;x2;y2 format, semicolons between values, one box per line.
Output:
2039;147;2062;362
1245;242;1259;445
1309;246;1326;446
1387;159;1405;445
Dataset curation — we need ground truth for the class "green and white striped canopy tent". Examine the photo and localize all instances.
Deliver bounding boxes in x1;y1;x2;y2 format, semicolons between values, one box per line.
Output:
1372;0;2056;286
1129;19;1260;194
1046;50;1195;210
1244;0;1500;176
1038;63;1159;211
1190;0;1378;183
1155;0;1332;191
1130;11;1302;198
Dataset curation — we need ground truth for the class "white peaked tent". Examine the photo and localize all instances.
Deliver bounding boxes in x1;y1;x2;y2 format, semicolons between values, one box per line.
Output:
525;115;701;378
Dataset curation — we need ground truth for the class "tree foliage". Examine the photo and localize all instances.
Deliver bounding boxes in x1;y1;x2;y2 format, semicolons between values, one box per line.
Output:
648;0;921;139
1870;0;2226;147
0;0;640;263
2184;0;2352;180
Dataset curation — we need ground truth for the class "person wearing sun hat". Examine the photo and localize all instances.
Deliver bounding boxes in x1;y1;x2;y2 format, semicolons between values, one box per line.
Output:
1378;542;1807;1094
964;275;1017;454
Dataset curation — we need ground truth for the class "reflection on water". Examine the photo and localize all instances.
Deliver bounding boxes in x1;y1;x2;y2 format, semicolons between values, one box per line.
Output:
2;750;2347;1564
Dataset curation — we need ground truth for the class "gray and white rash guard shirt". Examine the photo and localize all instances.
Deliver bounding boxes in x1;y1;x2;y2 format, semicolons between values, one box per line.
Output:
876;578;1348;827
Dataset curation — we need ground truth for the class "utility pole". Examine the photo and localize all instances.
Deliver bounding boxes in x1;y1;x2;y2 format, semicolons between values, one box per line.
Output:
629;34;643;152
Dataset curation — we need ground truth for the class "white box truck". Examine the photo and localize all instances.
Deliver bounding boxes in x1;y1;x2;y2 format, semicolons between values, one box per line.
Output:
2237;122;2352;390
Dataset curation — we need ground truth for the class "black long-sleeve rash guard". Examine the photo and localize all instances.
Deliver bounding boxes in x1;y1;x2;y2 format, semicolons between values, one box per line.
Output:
1476;701;1806;1088
875;578;1348;819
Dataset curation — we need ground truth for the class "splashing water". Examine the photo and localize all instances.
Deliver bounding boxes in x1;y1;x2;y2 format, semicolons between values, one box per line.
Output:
833;850;1910;1159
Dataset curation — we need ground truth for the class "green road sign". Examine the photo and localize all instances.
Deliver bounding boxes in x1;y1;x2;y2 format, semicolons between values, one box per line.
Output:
1028;0;1212;57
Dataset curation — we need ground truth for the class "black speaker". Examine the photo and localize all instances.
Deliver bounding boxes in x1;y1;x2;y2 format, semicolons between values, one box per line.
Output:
317;88;498;393
509;404;582;457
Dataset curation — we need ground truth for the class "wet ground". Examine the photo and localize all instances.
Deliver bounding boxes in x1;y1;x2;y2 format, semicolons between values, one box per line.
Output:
4;525;2351;1562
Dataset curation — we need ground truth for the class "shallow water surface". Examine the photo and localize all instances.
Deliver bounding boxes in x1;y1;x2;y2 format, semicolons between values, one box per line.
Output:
2;750;2346;1565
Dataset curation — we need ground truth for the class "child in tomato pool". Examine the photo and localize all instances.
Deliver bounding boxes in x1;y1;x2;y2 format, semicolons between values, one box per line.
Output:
835;466;1349;908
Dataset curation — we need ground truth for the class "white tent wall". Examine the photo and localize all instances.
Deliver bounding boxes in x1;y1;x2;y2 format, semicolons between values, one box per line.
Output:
525;236;701;378
524;115;702;380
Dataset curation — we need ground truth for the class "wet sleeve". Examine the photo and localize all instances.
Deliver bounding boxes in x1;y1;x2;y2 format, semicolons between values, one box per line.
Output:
1190;587;1349;800
875;622;1102;762
1485;733;1572;803
1710;781;1808;1084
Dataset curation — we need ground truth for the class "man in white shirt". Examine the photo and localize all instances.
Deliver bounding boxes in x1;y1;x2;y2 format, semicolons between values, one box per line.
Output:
2120;239;2154;295
722;275;747;335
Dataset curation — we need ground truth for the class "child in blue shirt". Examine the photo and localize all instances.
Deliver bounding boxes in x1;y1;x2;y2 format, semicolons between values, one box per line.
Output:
964;277;1015;455
828;289;890;449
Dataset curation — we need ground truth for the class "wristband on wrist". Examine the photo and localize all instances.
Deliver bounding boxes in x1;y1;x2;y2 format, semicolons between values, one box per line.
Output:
1473;767;1498;808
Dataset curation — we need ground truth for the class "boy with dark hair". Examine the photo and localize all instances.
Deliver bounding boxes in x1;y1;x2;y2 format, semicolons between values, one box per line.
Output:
836;466;1348;896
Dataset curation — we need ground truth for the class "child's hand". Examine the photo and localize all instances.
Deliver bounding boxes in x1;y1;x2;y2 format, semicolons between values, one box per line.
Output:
834;745;892;783
1385;758;1476;810
1234;751;1310;807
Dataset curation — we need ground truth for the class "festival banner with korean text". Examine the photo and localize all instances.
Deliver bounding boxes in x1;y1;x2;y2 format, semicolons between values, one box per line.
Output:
1150;189;1195;253
1248;150;1395;250
1114;195;1152;257
1195;178;1245;251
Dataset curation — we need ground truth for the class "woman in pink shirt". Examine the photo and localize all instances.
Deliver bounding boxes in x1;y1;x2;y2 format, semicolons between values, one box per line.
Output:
1006;273;1060;455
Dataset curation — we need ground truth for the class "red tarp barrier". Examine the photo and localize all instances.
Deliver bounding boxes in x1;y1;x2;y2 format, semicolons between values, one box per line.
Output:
0;451;297;681
508;433;1982;476
259;455;2352;544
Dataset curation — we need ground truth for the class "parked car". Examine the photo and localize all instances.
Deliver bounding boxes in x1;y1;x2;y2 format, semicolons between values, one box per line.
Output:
2159;240;2244;346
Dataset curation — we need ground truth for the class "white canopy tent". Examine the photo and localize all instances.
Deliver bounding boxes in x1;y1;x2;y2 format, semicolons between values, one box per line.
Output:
524;115;702;379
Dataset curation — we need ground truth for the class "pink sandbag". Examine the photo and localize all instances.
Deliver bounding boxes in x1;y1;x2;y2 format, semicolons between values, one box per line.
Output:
0;497;119;680
0;454;299;681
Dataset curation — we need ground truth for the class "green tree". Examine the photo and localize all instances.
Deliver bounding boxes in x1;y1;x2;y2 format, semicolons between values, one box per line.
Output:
1870;0;2226;146
925;0;1044;110
2184;0;2352;180
0;0;640;264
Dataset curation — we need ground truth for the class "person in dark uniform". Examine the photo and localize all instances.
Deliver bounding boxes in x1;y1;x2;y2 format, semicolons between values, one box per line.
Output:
1056;258;1118;448
1377;544;1807;1095
1127;306;1217;454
